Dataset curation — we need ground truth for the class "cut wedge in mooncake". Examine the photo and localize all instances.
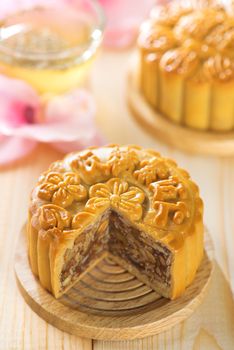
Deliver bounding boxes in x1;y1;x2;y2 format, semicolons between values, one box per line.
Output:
28;145;204;299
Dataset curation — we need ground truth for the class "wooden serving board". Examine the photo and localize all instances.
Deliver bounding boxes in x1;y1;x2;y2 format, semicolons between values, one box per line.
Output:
127;70;234;157
15;226;213;341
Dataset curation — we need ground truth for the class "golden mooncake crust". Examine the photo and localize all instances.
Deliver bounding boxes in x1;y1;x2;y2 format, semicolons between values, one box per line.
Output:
28;145;204;299
138;2;234;131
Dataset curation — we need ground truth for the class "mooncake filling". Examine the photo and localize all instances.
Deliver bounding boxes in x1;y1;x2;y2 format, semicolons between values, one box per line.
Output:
60;210;173;295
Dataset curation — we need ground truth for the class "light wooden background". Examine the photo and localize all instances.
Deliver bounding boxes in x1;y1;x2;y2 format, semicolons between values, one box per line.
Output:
0;50;234;350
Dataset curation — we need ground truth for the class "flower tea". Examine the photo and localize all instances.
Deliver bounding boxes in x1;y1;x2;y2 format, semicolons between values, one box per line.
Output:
0;4;104;93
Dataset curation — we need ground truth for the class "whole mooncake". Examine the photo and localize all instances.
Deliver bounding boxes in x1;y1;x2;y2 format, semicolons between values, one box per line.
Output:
138;2;234;131
27;144;204;299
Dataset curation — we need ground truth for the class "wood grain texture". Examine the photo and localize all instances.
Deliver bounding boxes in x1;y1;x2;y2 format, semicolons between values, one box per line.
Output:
127;66;234;157
0;145;92;350
0;49;234;349
15;227;213;340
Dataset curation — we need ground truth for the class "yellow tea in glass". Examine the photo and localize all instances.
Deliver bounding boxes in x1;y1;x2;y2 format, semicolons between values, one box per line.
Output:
0;0;105;94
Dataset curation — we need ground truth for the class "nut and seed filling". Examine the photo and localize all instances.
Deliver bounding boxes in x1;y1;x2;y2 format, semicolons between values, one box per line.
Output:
109;212;172;286
60;209;173;292
60;212;109;290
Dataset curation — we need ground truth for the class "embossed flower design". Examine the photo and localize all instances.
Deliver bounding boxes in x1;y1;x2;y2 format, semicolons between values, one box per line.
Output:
39;204;71;230
87;178;145;221
134;157;169;186
108;148;139;176
38;172;87;208
71;151;111;185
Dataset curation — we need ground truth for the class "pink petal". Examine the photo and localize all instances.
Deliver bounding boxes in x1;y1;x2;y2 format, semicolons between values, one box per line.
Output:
0;88;104;146
0;135;37;166
1;121;99;142
0;75;40;129
103;27;138;49
0;75;39;106
45;89;96;123
51;130;106;153
99;0;155;48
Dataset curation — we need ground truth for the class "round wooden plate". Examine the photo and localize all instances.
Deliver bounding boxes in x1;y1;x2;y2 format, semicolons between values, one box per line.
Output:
127;69;234;157
15;226;213;340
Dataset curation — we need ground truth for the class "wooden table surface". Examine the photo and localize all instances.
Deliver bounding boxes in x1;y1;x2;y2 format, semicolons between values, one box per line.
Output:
0;50;234;350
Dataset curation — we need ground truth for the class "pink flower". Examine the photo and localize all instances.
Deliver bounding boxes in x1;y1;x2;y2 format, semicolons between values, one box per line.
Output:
99;0;156;48
0;75;104;166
